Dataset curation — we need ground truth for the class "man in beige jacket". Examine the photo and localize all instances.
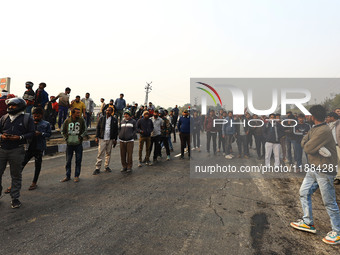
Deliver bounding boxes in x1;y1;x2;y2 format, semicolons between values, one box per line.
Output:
290;105;340;245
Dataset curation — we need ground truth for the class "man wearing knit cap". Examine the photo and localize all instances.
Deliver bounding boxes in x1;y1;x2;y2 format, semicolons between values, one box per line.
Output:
136;111;154;167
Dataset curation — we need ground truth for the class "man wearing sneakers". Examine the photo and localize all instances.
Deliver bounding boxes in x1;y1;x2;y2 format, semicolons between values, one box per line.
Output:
0;98;35;208
290;105;340;245
119;110;136;173
60;108;87;183
136;111;153;167
93;107;118;175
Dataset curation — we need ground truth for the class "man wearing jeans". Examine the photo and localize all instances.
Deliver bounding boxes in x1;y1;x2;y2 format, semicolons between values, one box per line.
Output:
60;108;87;183
115;93;126;124
54;87;71;129
290;105;340;245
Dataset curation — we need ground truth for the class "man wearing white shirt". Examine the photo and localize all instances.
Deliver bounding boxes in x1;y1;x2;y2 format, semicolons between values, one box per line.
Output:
93;107;118;175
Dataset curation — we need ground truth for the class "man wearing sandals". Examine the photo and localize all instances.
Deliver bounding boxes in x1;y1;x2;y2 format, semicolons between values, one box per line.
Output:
290;105;340;245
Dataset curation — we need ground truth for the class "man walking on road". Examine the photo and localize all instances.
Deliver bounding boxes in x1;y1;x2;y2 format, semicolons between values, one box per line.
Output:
136;111;153;167
119;110;136;173
0;98;35;208
93;107;118;175
290;105;340;245
60;108;87;183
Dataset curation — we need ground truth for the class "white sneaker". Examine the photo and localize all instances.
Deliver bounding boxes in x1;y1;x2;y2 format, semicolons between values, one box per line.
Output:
322;231;340;245
225;155;233;159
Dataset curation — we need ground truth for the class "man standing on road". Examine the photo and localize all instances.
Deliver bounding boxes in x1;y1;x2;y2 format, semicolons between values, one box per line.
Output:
178;109;190;159
115;93;126;124
93;107;118;175
60;108;87;183
290;105;340;245
82;92;94;128
149;110;163;164
136;111;154;167
159;109;171;161
23;81;35;114
172;105;179;143
21;107;51;190
263;113;284;167
53;87;71;129
119;110;136;173
0;98;35;208
204;110;218;155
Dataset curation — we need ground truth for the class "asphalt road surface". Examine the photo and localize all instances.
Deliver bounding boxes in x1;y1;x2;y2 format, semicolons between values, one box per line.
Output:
1;134;340;255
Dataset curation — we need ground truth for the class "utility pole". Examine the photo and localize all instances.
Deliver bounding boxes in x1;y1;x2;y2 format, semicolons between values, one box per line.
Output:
144;81;152;106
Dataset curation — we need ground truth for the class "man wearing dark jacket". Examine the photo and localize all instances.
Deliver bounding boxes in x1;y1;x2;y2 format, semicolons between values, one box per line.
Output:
178;109;190;159
234;114;250;158
204;110;218;154
93;107;118;175
21;107;51;190
136;111;154;167
119;110;136;173
34;82;49;109
0;98;35;208
263;113;284;167
23;81;35;114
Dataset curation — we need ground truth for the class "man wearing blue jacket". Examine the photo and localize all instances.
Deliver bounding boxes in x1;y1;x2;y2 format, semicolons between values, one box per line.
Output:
178;109;190;159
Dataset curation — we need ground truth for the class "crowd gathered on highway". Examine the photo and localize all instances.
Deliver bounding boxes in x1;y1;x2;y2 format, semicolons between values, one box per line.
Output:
0;81;340;245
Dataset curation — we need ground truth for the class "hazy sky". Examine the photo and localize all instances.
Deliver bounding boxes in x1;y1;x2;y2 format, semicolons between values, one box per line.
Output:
2;0;340;107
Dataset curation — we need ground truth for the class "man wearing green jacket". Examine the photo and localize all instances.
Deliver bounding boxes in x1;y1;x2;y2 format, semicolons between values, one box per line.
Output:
60;108;87;183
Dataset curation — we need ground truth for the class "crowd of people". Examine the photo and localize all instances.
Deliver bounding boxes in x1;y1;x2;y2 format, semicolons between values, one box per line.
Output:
0;81;340;244
0;81;185;210
190;105;340;244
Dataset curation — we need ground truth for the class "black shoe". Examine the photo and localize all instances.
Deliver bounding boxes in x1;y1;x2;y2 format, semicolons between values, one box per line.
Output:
105;167;112;173
120;168;127;172
127;168;132;173
180;156;184;159
334;179;340;185
170;148;174;152
11;199;21;209
93;169;100;175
